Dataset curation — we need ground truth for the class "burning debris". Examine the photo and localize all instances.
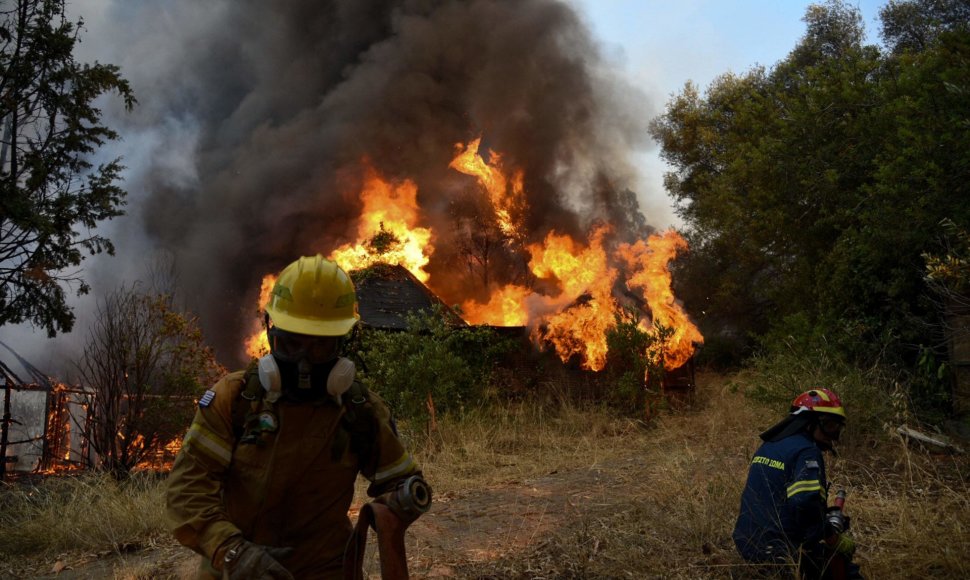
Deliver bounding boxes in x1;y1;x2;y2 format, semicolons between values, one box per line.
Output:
1;342;190;477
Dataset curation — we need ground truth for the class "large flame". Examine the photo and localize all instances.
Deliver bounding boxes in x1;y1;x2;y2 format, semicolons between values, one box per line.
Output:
331;166;434;282
241;140;702;376
528;226;617;371
461;227;619;370
461;284;532;326
244;165;436;356
449;137;527;239
619;231;705;370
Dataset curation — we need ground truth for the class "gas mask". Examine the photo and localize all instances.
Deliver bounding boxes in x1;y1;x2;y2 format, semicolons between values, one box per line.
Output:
260;328;356;402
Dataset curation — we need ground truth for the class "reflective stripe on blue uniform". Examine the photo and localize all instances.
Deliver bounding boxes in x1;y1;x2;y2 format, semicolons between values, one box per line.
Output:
733;432;828;562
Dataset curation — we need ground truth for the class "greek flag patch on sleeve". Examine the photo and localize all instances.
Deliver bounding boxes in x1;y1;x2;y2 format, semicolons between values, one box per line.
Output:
806;460;819;469
199;389;216;408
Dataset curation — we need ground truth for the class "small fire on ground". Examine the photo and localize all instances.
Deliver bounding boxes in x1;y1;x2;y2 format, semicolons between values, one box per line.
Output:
245;138;702;373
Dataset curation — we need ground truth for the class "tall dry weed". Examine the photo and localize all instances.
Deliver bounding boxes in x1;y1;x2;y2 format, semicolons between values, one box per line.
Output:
0;472;168;558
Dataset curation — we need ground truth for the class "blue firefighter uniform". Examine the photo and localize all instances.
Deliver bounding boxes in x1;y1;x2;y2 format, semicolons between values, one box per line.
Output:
733;431;828;562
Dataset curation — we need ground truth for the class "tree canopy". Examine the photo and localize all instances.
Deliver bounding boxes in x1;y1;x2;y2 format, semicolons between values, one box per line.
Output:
651;0;970;366
0;0;134;337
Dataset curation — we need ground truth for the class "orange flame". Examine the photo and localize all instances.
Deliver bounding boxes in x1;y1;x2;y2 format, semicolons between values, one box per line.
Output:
618;230;704;370
331;166;434;282
450;137;527;239
528;226;617;371
244;274;277;359
461;284;532;326
239;143;702;376
463;227;621;369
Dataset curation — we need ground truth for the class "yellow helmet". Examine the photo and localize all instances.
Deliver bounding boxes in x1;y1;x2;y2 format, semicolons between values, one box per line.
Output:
265;255;359;336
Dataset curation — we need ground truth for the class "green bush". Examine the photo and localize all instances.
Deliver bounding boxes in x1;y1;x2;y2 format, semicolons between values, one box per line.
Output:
747;311;953;432
604;308;668;417
742;331;901;440
355;306;513;432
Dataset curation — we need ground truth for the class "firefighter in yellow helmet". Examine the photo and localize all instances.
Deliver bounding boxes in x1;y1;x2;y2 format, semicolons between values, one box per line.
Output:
166;255;429;579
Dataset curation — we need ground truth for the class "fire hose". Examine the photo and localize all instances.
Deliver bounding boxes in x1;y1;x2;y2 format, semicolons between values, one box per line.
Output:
824;489;850;580
343;475;432;580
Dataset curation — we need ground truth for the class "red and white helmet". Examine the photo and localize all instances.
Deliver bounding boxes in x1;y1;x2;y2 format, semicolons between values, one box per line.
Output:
790;388;846;419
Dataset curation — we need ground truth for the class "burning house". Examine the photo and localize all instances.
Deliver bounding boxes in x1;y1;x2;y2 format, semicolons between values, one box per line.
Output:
241;135;702;378
353;264;465;331
0;344;93;475
13;0;706;401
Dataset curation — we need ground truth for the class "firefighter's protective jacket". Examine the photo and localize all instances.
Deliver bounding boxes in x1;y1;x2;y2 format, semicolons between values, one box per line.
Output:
732;431;828;561
165;370;420;579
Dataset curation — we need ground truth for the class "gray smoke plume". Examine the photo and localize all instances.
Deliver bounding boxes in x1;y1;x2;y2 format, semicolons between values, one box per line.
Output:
66;0;655;366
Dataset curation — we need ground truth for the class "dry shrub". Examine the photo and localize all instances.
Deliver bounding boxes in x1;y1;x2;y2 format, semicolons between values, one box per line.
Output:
836;440;970;579
0;472;168;558
413;394;647;494
441;371;970;580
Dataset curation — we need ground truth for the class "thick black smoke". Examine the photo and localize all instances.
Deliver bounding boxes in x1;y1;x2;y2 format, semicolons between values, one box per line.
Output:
121;0;651;364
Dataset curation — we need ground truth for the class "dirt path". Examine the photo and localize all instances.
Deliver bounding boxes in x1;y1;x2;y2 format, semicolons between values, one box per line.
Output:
411;456;645;573
15;452;663;579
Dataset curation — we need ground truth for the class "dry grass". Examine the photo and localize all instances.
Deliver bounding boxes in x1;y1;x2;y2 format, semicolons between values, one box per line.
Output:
1;371;968;579
408;372;970;579
0;473;168;557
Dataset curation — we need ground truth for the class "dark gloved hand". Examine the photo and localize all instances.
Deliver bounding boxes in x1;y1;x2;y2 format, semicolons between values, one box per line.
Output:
222;539;295;580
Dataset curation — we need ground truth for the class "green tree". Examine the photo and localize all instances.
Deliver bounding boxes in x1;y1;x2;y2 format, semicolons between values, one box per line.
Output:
0;0;134;337
880;0;970;54
652;0;970;367
604;308;668;417
356;306;511;432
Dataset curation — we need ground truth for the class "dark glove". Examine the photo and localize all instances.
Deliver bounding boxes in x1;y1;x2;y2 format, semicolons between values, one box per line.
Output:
222;539;295;580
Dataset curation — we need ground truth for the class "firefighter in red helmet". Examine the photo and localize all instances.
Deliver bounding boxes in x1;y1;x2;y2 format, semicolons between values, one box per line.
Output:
733;388;863;579
166;255;430;579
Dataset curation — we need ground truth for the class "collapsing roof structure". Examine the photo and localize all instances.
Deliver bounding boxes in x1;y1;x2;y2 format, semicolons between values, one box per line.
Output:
352;264;466;331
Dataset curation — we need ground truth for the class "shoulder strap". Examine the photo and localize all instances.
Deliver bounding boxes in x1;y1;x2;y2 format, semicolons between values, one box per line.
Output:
339;381;379;460
230;360;265;439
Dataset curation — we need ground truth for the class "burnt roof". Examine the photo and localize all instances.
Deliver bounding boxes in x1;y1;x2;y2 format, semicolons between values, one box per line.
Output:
352;264;466;330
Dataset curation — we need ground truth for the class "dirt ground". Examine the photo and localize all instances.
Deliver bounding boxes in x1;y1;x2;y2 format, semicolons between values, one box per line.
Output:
12;452;666;579
5;377;729;580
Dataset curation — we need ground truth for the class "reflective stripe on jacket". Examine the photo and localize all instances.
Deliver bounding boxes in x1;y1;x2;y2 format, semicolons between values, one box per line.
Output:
732;431;828;562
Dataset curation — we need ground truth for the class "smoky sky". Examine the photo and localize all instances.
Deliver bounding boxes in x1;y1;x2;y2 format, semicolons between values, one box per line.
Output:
105;0;653;364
